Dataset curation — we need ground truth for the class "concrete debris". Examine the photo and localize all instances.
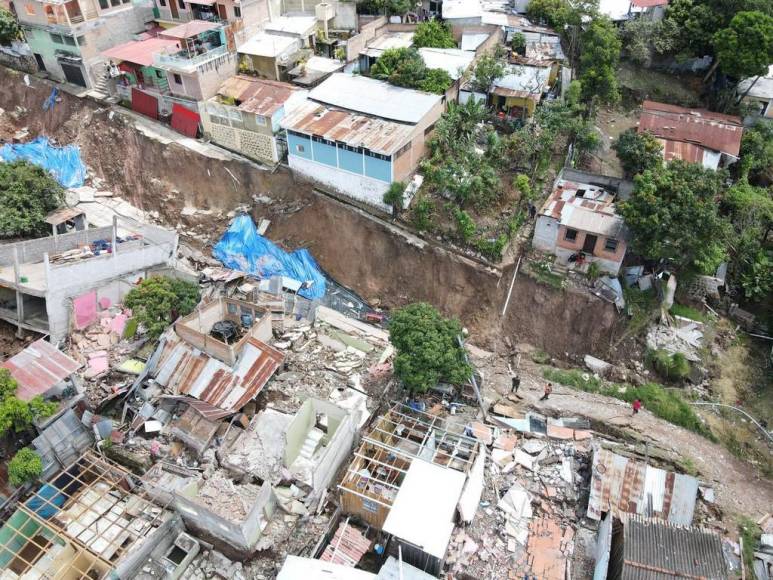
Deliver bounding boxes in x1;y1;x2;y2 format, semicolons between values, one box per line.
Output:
584;354;612;376
646;320;704;361
521;439;548;455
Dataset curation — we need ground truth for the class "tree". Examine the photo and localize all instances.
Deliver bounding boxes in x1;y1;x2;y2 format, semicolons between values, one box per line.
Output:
123;276;200;339
389;303;472;393
0;8;19;46
8;448;42;487
526;0;575;28
413;19;455;48
470;52;505;93
383;181;407;217
0;161;64;239
740;120;773;181
511;32;527;55
417;67;453;94
619;162;731;274
0;369;57;437
714;11;773;79
613;129;663;176
579;17;622;106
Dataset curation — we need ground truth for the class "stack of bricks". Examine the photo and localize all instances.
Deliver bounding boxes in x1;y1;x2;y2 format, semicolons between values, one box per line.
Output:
509;512;575;580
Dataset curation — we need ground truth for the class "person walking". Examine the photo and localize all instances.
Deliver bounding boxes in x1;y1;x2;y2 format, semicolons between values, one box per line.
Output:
540;382;552;401
632;399;642;416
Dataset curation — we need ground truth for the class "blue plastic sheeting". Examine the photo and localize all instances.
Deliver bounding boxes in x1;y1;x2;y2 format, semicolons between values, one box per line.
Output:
0;136;87;188
213;214;327;299
25;484;66;519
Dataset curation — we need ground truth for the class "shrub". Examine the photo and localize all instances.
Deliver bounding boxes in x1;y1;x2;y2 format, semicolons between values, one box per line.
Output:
124;276;200;340
453;208;477;242
670;303;708;323
0;161;64;239
648;349;691;381
8;448;42;487
586;262;601;281
383;181;406;217
411;195;434;231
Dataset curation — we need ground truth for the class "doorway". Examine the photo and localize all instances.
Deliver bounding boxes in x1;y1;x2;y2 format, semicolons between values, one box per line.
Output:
33;53;46;71
60;62;86;87
170;0;179;19
582;234;597;254
217;3;227;19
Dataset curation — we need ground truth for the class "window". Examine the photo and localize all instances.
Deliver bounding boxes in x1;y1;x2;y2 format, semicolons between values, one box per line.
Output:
98;0;108;8
296;144;305;153
254;115;266;126
312;135;335;147
604;238;618;252
173;73;182;84
110;0;120;6
364;149;390;161
63;35;76;46
564;228;578;242
338;142;362;154
575;188;586;198
228;108;243;126
178;0;185;8
49;33;63;44
77;36;85;45
424;123;436;136
25;4;35;15
156;69;164;78
233;5;240;16
394;142;411;158
159;0;166;5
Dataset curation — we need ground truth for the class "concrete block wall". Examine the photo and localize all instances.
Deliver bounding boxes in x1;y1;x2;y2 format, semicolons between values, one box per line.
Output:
0;226;114;267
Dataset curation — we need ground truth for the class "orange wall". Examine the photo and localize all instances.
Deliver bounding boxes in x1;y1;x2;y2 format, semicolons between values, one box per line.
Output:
555;224;626;262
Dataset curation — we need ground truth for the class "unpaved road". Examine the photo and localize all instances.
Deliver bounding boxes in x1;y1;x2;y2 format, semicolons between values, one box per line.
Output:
475;350;773;525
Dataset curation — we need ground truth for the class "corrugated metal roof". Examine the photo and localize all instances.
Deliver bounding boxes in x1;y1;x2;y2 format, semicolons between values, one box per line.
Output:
362;32;414;57
418;47;475;80
218;75;301;116
281;102;414;155
630;0;668;7
639;100;744;157
621;515;727;579
101;36;181;66
2;339;81;401
161;20;222;39
151;333;284;413
538;178;624;237
45;207;85;225
587;447;698;526
309;73;442;125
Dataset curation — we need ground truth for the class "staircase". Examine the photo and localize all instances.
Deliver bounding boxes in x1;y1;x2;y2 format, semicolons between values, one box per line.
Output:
298;427;324;461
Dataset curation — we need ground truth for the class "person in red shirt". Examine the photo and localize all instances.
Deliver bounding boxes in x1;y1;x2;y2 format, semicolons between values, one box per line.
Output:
540;383;553;401
632;399;642;416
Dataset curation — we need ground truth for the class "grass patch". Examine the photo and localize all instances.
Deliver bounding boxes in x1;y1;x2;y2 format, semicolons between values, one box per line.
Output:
647;348;691;381
531;350;551;365
528;257;567;290
738;516;762;572
679;457;698;476
542;368;715;440
620;286;659;340
670;303;708;323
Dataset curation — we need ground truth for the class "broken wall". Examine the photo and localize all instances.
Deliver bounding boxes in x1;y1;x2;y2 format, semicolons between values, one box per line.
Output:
112;515;184;580
172;480;276;557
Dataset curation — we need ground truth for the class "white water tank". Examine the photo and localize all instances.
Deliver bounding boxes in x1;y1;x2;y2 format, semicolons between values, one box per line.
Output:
315;2;335;22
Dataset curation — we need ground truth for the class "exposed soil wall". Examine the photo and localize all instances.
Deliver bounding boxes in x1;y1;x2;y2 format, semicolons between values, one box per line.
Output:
0;66;622;356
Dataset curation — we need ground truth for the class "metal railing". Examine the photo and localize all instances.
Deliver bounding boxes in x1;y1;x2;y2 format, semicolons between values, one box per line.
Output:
153;44;228;70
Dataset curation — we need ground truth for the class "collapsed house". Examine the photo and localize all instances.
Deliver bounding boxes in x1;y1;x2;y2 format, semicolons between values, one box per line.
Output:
587;445;699;525
594;513;727;579
339;403;480;575
0;217;178;342
0;452;195;580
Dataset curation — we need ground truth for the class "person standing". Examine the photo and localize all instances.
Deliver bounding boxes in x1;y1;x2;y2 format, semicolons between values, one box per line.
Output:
632;399;642;416
540;383;552;401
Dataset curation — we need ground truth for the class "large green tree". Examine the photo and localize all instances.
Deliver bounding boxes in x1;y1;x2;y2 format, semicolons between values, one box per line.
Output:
579;17;622;106
124;276;200;339
714;11;773;79
413;19;456;48
613;130;663;176
740;120;773;182
0;369;57;437
389;303;472;393
0;161;64;239
526;0;576;28
8;448;42;487
370;47;452;94
619;162;731;274
0;8;19;45
470;52;505;93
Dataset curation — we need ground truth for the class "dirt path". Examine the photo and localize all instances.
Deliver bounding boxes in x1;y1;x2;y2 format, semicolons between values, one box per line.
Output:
474;349;773;525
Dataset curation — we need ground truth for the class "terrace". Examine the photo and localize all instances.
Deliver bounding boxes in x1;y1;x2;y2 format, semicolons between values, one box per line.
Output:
155;20;228;73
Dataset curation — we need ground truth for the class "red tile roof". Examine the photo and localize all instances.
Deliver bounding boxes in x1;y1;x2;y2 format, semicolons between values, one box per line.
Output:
631;0;668;7
102;37;181;67
638;100;744;157
161;20;222;40
2;339;81;401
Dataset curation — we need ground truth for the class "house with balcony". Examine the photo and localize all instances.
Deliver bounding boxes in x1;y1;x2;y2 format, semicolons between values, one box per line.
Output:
152;0;274;41
101;33;181;101
281;73;444;209
533;169;630;275
200;75;308;164
15;0;153;89
153;20;238;101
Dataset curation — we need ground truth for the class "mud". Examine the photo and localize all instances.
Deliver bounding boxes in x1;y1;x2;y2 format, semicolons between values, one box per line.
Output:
0;66;622;356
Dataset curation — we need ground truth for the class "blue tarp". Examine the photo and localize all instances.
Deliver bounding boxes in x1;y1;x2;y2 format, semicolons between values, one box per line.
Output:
213;214;327;299
0;136;87;188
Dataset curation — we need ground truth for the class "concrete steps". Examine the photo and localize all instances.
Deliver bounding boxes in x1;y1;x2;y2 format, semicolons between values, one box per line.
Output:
298;427;324;461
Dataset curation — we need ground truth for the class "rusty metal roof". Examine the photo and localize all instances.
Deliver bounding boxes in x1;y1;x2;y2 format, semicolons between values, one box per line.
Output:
639;100;744;157
218;75;302;117
538;178;624;237
621;514;727;579
45;207;85;225
151;333;284;413
587;446;698;526
281;102;415;155
2;339;81;401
